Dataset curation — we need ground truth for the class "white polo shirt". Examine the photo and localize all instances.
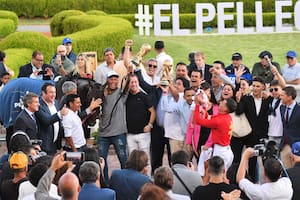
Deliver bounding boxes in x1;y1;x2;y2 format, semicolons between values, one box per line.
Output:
62;108;86;148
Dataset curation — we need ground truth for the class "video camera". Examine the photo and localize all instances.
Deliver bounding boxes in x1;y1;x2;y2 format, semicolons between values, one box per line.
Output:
253;139;279;162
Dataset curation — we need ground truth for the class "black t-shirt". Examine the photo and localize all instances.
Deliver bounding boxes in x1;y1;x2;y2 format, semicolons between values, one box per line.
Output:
192;182;237;200
0;177;27;200
126;92;153;134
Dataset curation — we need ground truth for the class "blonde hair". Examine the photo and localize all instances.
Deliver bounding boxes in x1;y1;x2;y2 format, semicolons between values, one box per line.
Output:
73;53;92;76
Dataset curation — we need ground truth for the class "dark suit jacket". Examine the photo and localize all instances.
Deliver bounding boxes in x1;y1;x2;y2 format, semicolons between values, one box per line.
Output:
236;95;271;141
14;110;38;139
187;63;213;84
78;183;116;200
280;103;300;147
18;63;57;80
287;162;300;200
35;98;63;154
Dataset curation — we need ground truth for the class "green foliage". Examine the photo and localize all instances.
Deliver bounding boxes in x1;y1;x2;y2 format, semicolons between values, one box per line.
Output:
4;48;33;77
0;32;54;62
86;10;107;16
50;10;85;36
0;0;298;16
0;19;15;37
0;10;18;26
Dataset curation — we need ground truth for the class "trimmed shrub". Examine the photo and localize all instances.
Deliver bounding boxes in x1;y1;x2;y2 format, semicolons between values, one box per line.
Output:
0;19;15;37
4;48;33;77
0;32;54;62
0;0;298;17
86;10;107;16
50;10;85;36
0;10;18;27
51;15;133;60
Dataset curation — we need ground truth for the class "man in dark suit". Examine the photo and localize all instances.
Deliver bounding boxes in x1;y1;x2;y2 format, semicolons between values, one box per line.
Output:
35;83;68;155
233;77;271;182
14;92;40;139
187;51;212;84
18;50;57;80
78;161;115;200
280;86;300;168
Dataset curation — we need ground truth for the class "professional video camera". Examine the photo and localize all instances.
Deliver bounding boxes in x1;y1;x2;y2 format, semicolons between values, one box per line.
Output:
253;139;279;162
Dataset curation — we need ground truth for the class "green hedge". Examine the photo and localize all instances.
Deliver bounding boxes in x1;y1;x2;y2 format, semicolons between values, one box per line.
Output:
86;10;107;16
0;0;298;17
113;12;295;29
0;10;18;26
0;19;15;37
1;11;133;74
0;32;54;62
50;10;85;36
51;15;133;60
4;48;33;77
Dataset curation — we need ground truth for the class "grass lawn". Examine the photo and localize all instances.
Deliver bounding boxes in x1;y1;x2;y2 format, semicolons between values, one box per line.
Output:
132;29;300;69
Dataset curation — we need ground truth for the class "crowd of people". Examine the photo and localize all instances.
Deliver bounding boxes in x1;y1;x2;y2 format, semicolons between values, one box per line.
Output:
0;37;300;200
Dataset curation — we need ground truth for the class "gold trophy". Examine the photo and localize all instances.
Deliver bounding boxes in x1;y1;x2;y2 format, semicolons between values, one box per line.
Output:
131;43;151;70
161;60;172;81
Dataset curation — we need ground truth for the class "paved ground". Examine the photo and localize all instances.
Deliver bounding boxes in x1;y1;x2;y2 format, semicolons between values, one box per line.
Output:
17;25;50;32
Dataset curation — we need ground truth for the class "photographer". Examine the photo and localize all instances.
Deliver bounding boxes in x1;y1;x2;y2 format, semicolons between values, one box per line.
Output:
236;147;293;200
50;45;75;76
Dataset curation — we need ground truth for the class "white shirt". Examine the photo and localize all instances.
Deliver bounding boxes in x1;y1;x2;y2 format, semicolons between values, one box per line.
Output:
166;190;190;200
239;177;293;200
282;62;300;82
142;72;160;85
254;97;262;116
268;98;283;137
161;93;185;141
62;108;86;148
18;181;58;200
94;61;114;85
161;93;191;135
156;52;173;77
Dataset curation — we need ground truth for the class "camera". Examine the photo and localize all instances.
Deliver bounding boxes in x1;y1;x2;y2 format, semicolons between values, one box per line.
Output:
30;139;42;146
253;139;279;161
38;71;47;75
64;152;85;163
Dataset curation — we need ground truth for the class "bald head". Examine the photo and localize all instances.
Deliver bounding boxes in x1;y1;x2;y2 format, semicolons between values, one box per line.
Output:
58;172;80;200
57;45;67;56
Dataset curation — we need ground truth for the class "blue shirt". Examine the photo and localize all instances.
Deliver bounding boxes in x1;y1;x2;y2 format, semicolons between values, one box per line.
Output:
225;64;252;86
79;183;116;200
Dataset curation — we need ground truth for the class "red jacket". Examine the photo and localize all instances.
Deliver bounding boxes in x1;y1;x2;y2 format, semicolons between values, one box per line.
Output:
194;104;232;146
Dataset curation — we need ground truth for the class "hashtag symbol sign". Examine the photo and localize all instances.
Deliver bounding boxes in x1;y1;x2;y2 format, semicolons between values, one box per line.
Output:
135;4;153;36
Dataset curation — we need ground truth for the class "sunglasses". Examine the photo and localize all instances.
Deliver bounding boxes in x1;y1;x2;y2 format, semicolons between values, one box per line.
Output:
148;64;157;68
269;88;279;92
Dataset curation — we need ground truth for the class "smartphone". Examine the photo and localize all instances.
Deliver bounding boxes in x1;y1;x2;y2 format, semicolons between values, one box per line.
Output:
64;152;85;163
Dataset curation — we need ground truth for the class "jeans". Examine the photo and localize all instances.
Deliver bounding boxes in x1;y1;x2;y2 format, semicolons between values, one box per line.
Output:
98;133;128;180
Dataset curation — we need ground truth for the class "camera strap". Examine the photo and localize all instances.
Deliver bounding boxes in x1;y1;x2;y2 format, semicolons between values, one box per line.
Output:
171;167;192;197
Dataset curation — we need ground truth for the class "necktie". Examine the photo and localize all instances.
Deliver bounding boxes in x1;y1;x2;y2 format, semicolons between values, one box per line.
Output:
285;107;290;124
31;114;36;122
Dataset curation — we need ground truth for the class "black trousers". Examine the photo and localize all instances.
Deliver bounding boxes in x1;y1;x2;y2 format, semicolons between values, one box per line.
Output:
230;133;260;182
150;123;171;174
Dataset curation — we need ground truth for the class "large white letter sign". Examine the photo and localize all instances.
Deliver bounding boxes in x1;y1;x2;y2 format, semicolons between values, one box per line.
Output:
275;0;293;32
195;3;216;34
217;2;235;34
154;4;171;36
172;4;190;35
236;2;254;33
295;1;300;30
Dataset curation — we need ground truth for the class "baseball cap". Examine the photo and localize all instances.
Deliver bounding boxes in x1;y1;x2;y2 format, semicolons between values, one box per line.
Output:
232;53;242;60
107;71;119;79
154;41;165;49
286;51;297;58
292;141;300;156
9;151;28;169
62;37;72;45
259;51;273;59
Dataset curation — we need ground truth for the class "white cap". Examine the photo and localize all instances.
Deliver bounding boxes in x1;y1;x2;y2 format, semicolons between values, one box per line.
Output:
107;71;119;79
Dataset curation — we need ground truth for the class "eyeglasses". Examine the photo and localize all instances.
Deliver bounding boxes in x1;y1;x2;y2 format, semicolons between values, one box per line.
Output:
269;88;279;92
148;64;157;68
35;58;44;62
